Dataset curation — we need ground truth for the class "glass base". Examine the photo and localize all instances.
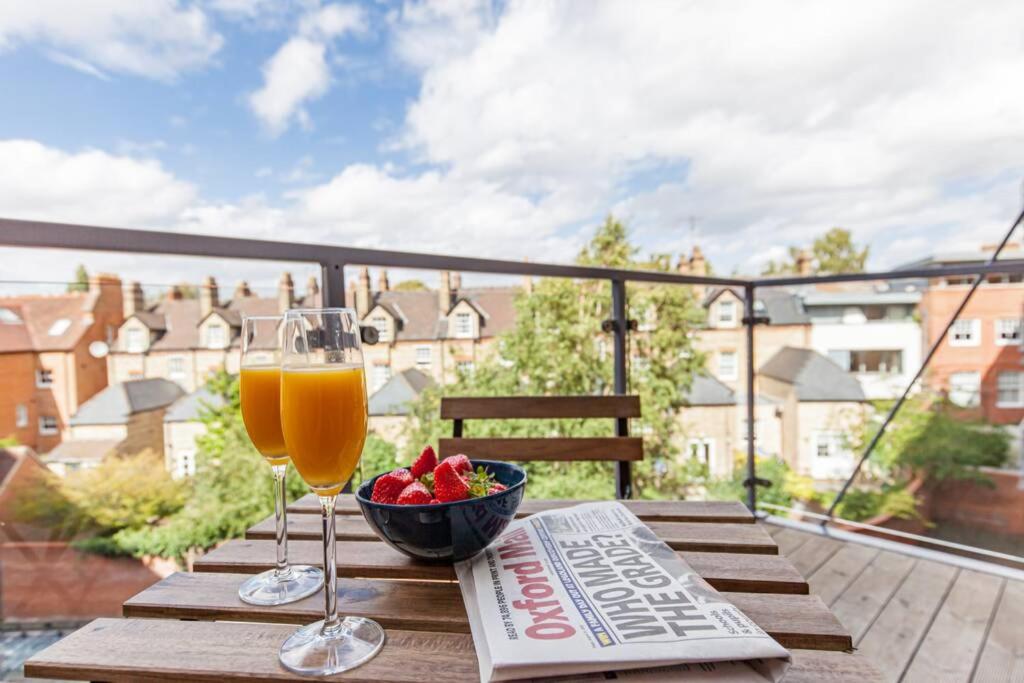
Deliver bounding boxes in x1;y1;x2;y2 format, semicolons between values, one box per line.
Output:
238;565;324;606
279;617;386;676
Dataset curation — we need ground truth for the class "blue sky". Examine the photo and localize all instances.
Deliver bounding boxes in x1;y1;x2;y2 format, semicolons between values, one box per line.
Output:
1;1;1023;294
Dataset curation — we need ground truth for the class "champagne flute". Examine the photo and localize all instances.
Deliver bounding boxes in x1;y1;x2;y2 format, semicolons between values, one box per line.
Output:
238;315;323;605
278;308;385;675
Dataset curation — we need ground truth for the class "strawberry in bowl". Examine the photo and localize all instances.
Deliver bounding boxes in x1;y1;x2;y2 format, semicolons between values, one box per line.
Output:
355;446;526;563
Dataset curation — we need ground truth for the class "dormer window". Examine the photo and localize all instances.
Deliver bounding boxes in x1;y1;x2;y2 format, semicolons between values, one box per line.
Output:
125;327;145;353
454;312;473;338
207;322;227;349
717;300;736;327
371;314;390;342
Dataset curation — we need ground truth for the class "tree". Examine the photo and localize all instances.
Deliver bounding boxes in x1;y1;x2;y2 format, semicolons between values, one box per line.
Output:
406;216;706;499
762;228;868;275
67;264;89;293
394;280;428;292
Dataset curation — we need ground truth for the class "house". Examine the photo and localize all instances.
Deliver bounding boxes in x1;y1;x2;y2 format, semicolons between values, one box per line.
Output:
108;274;319;393
901;245;1024;424
801;286;923;399
0;275;124;453
44;378;184;475
367;368;435;450
352;269;519;389
758;347;868;480
163;386;224;479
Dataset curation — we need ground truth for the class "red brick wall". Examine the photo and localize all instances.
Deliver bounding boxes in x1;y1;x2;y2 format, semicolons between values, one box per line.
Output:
926;468;1024;535
0;353;40;450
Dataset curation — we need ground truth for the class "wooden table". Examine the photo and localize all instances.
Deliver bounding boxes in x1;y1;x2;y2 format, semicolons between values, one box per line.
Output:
25;496;883;681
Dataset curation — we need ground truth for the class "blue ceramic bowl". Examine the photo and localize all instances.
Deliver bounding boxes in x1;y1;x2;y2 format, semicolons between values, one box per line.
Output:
355;460;527;563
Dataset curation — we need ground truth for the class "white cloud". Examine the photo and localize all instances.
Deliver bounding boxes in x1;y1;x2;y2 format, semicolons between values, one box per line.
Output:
390;0;492;70
0;0;223;80
247;3;366;134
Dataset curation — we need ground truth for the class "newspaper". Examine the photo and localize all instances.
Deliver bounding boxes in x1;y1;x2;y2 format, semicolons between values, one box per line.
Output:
455;502;791;682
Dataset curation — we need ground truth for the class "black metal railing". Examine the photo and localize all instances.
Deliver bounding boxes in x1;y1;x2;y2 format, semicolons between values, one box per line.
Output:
3;209;1024;510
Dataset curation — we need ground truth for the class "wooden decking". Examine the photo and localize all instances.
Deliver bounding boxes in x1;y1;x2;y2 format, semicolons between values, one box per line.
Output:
763;520;1024;682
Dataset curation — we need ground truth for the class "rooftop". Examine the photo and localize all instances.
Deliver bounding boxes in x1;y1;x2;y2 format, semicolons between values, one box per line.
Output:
70;378;185;426
759;346;866;402
368;367;435;416
164;386;225;423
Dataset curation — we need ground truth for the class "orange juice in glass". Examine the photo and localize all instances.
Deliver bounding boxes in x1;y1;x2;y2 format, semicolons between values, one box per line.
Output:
236;316;323;607
278;308;384;677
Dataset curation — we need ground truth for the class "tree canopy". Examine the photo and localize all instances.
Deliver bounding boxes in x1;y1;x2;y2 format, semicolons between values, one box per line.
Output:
762;227;868;275
66;264;89;293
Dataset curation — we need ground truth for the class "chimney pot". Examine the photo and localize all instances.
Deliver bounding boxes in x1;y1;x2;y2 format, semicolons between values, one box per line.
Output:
200;276;218;318
278;272;295;313
356;267;371;316
233;281;252;299
124;281;145;317
439;271;452;313
796;249;812;276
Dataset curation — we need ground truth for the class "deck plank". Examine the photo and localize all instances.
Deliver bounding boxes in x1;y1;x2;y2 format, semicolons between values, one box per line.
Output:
770;528;812;556
288;494;755;523
785;534;843;577
194;539;809;594
123;572;849;650
856;560;957;682
830;551;915;644
26;618;874;682
902;569;1004;683
972;578;1024;683
806;543;878;606
248;514;777;554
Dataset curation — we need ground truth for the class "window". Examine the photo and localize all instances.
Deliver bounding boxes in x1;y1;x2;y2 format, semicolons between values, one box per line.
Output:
175;450;196;478
950;319;980;347
996;371;1024;407
371;364;391;392
454;312;473;338
168;356;185;380
371;315;390;342
35;368;53;387
47;318;71;336
716;300;736;326
456;360;475;375
125;327;144;352
0;307;21;324
39;416;59;435
815;433;840;458
415;345;432;369
15;404;28;428
687;438;714;467
996;319;1021;346
718;351;737;380
829;349;903;374
207;323;226;349
949;372;981;408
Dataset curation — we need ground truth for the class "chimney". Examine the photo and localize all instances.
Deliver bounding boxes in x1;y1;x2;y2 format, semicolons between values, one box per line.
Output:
167;285;183;301
439;271;452;313
689;246;707;299
378;269;390;292
278;272;295;313
450;272;462;291
356;267;371;316
124;281;145;317
306;276;320;305
677;255;691;275
200;276;218;318
796;249;812;276
233;281;252;299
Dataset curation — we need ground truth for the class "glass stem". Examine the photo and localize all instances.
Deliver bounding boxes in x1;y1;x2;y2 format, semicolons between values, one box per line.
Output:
272;464;292;580
319;494;341;635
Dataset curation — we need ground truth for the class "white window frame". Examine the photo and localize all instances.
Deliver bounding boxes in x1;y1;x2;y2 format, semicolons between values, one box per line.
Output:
995;319;1021;346
168;356;186;380
948;371;981;408
949;319;980;347
176;449;196;478
371;314;390;343
125;327;145;353
206;323;227;349
686;438;714;467
38;415;59;435
35;368;53;388
371;364;391;392
716;300;736;327
996;371;1024;408
718;351;738;381
814;432;840;459
15;404;28;428
415;345;432;368
454;312;474;338
456;360;475;375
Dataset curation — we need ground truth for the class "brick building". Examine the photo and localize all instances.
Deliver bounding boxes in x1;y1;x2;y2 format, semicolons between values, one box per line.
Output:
0;275;124;452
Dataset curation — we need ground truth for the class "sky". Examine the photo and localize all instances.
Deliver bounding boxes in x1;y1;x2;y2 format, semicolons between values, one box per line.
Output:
1;0;1024;296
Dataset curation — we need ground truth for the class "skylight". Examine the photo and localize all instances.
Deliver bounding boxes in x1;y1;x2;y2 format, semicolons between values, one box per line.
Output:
48;318;72;336
0;307;21;324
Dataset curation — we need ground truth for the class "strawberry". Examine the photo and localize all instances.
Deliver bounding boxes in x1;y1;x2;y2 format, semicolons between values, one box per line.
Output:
396;481;433;505
410;445;437;479
429;498;440;505
433;460;470;502
371;469;414;504
442;454;472;475
489;482;507;494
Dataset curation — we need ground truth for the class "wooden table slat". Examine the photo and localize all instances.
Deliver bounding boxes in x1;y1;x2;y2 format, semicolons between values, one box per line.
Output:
26;619;875;682
124;572;848;650
194;539;807;594
289;494;756;524
250;513;777;554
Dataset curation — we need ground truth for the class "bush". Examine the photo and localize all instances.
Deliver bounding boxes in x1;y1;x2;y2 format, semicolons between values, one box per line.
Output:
833;485;923;523
705;456;824;509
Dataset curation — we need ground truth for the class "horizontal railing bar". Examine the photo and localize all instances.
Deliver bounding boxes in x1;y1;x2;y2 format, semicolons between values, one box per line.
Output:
0;217;748;286
752;260;1024;287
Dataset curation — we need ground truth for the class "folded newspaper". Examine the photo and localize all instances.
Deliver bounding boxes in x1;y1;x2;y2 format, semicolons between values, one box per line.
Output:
455;501;791;682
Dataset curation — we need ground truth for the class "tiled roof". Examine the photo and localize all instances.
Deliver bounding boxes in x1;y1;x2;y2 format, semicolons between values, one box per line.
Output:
164;386;225;423
682;374;736;406
703;287;809;325
45;439;121;463
0;292;95;353
759;346;866;402
368;368;435;416
71;378;185;425
365;287;519;341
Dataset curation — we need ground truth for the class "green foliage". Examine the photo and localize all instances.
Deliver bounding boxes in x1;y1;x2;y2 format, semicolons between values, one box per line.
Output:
706;456;823;509
66;264;89;293
834;485;923;523
0;435;18;447
406;215;706;499
762;227;868;275
394;280;428;291
115;371;307;563
353;434;400;486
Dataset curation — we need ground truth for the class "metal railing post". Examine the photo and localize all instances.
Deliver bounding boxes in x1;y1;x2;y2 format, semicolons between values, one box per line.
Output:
742;284;759;511
321;262;346;309
611;279;632;499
